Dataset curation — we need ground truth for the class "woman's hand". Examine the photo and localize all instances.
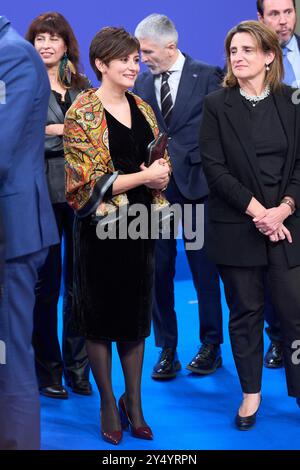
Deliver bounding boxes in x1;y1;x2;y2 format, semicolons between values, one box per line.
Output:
253;205;291;235
45;124;64;136
268;223;292;243
140;159;170;190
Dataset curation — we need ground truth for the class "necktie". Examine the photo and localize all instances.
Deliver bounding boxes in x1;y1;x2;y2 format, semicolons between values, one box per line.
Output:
282;46;297;86
161;71;173;127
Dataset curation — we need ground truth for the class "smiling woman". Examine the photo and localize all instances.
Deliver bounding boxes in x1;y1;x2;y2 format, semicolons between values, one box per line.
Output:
25;12;92;400
63;26;171;446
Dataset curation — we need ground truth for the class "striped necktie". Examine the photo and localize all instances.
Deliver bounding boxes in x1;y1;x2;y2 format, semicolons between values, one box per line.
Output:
282;46;297;86
161;71;173;127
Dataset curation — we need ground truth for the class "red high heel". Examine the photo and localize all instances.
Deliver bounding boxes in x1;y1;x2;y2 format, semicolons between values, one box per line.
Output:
118;395;153;440
100;409;123;445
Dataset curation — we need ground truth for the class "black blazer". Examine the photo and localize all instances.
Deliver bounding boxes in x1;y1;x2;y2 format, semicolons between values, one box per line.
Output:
200;85;300;268
133;54;223;200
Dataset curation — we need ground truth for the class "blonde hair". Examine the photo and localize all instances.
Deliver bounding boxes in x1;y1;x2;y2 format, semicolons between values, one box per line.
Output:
223;20;284;91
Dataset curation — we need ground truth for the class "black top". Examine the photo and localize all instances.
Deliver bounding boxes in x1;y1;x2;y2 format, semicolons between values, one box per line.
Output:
241;94;287;187
52;89;72;117
104;92;154;202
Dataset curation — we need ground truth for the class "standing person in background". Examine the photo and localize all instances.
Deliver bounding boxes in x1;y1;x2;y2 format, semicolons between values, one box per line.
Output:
257;0;300;369
134;14;224;380
0;16;59;449
200;20;300;430
26;12;91;399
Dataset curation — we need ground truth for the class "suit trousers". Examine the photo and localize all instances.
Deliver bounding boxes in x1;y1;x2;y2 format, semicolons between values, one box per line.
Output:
219;241;300;397
153;176;223;350
0;248;48;450
32;203;89;387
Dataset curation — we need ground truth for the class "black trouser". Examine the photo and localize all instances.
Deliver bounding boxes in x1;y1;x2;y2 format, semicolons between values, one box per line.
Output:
219;241;300;397
264;293;282;343
32;203;89;387
153;177;223;350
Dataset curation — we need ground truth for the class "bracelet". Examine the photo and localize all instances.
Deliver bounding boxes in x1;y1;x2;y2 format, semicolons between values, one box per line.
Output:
280;198;295;214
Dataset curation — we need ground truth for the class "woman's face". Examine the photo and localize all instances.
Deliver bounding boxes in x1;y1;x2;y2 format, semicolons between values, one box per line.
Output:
96;51;140;89
34;32;67;68
229;32;274;84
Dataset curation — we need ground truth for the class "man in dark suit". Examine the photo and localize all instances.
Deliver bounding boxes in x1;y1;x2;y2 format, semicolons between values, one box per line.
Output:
134;14;223;379
257;0;300;368
0;16;59;449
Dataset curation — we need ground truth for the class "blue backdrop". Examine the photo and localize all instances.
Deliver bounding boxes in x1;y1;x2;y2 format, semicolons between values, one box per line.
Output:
4;0;257;84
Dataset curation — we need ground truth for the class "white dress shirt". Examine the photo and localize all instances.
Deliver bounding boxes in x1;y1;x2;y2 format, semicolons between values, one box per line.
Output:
154;50;186;110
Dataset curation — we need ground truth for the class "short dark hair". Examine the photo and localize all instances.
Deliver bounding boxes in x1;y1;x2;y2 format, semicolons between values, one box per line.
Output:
89;27;140;81
257;0;296;16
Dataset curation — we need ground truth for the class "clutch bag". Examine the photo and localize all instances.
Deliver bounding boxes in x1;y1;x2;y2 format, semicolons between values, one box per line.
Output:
146;132;168;167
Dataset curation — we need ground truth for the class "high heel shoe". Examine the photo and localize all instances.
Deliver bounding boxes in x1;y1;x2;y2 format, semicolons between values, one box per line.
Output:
100;409;123;445
235;396;262;431
118;395;153;440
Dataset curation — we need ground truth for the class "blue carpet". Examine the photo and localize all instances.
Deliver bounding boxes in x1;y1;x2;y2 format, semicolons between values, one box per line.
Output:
41;240;300;450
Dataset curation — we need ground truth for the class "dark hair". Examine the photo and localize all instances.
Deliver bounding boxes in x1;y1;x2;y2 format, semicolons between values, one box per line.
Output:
223;20;284;91
26;12;86;89
257;0;296;16
89;27;140;81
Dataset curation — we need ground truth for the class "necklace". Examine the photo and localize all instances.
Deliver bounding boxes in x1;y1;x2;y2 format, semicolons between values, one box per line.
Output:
239;85;271;107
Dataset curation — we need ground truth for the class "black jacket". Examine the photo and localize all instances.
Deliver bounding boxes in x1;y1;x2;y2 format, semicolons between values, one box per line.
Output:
200;85;300;267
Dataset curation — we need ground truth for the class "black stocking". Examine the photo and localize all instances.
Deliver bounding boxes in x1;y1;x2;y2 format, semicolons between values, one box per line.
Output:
86;339;121;432
117;339;148;427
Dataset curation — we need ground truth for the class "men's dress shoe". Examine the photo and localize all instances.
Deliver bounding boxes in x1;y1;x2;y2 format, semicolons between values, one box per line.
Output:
151;348;181;380
235;397;262;431
118;395;153;440
67;380;92;396
186;343;222;375
264;341;284;369
39;385;69;399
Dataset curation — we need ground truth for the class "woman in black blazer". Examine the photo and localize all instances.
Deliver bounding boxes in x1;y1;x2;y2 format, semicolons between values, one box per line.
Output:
26;12;91;398
200;20;300;430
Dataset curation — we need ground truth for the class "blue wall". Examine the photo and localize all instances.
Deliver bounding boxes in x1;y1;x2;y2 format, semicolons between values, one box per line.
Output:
3;0;257;84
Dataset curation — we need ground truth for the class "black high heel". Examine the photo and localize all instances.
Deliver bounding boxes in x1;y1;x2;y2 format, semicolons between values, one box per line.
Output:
235;396;262;431
118;395;153;440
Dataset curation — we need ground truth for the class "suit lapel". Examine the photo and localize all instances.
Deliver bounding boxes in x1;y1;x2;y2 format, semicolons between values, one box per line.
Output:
169;55;198;131
0;16;10;39
48;91;65;123
224;87;266;201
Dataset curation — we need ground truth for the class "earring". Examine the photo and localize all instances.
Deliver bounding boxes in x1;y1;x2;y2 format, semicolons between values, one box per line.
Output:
266;64;270;71
59;52;75;87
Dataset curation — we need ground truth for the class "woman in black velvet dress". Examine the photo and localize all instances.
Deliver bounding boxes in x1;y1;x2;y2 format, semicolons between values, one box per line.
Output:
64;27;170;445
